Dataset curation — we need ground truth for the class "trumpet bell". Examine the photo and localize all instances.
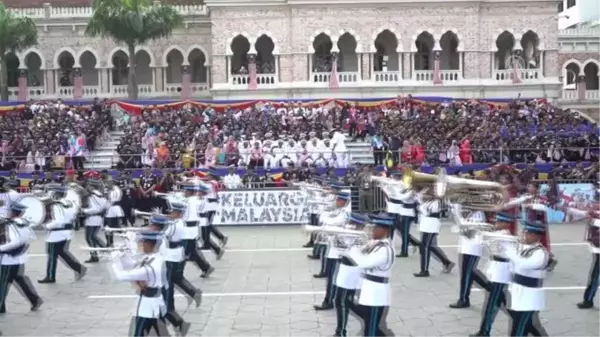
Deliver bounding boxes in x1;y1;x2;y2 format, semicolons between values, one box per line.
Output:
402;168;439;191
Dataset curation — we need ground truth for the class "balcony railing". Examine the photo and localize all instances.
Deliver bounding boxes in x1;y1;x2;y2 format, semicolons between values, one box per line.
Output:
413;70;462;82
561;89;600;101
559;27;600;37
311;71;360;84
231;74;278;87
8;4;208;19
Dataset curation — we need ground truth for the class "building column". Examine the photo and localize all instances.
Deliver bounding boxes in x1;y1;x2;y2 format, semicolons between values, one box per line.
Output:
17;68;28;101
577;75;587;100
73;67;83;99
181;65;191;99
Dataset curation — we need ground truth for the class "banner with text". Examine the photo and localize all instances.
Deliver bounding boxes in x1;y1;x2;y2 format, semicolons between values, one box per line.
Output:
537;183;596;223
213;188;351;226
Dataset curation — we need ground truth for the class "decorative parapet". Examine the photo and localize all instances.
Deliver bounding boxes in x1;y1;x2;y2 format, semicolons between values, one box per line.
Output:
559;27;600;38
8;3;208;19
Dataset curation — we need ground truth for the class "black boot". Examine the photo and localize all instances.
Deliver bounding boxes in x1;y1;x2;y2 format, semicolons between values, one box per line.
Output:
577;301;594;309
449;299;470;309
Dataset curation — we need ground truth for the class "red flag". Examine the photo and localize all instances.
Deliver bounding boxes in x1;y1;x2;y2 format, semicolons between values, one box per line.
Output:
248;60;258;90
329;55;339;89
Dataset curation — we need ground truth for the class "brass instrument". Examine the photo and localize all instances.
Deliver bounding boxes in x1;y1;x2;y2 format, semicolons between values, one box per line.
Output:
448;203;495;238
402;168;439;191
441;175;506;211
304;224;369;249
479;231;520;256
370;175;406;189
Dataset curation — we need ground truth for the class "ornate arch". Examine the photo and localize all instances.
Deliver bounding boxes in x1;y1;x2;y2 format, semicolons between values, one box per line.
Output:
562;59;584;75
582;59;600;75
20;48;47;69
226;32;254;55
439;28;463;52
255;30;280;54
308;30;333;53
518;29;544;50
135;47;156;67
106;47;130;67
336;29;362;53
186;45;211;66
53;47;78;68
491;29;518;52
161;46;187;66
76;47;101;68
371;27;401;53
410;29;434;52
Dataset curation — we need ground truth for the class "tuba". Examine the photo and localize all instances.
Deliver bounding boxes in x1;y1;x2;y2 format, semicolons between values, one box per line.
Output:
479;231;520;256
402;168;442;197
441;175;506;211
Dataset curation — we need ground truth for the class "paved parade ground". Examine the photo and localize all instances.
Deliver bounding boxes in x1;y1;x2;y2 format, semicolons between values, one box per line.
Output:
1;223;599;336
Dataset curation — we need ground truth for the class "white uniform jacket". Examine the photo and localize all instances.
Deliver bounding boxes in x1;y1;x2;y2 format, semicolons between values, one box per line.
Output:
344;239;395;306
44;203;73;243
320;207;350;259
334;241;362;290
160;218;186;262
204;182;219;212
0;190;20;218
485;229;513;284
459;211;484;256
505;243;548;311
106;186;125;218
565;207;600;253
418;197;442;234
82;195;108;227
0;219;34;265
112;253;167;318
397;189;417;217
182;196;204;241
380;184;401;215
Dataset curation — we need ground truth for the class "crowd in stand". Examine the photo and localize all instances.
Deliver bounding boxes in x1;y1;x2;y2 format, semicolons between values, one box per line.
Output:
0;98;112;171
115;97;599;172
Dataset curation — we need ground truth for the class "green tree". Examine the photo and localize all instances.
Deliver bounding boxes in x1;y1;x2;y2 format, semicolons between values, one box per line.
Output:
85;0;182;99
0;4;38;101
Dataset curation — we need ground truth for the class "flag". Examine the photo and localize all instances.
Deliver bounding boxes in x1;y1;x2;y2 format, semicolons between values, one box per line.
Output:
433;51;442;85
270;173;283;181
192;169;209;179
329;54;339;89
512;53;522;84
248;60;258;90
73;73;83;98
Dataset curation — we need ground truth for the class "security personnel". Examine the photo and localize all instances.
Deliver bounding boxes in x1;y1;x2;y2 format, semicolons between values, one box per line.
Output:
182;183;214;278
0;203;44;313
339;213;396;337
502;220;549;337
470;212;515;337
111;229;169;337
414;187;454;277
81;180;108;263
38;185;87;284
138;165;158;215
118;171;136;227
314;191;351;311
332;213;367;337
105;177;125;247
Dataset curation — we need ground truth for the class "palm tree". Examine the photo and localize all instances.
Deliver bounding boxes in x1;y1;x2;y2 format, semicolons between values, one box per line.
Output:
86;0;183;99
0;4;38;101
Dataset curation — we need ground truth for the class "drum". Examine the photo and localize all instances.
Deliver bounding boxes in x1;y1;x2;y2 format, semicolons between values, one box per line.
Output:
15;195;47;227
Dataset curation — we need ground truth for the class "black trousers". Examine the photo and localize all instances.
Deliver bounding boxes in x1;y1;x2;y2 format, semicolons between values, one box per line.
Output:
84;226;106;257
129;316;169;337
200;226;223;255
395;215;420;255
322;258;339;304
373;150;385;166
105;217;122;247
316;244;327;274
0;264;41;312
121;198;135;226
419;232;453;273
353;304;393;336
479;282;507;335
334;287;356;336
458;253;489;302
45;240;84;280
162;261;187;328
584;253;600;303
183;239;211;272
508;310;548;336
207;211;225;241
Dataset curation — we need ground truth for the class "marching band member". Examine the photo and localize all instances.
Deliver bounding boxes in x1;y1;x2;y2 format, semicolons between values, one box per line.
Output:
38;185;87;284
0;177;20;217
110;229;169;337
182;184;214;277
204;170;228;248
0;203;44;313
502;220;549;337
313;181;343;274
304;178;324;253
314;191;351;311
339;213;396;337
561;196;600;309
450;207;489;309
414;187;455;277
385;170;420;257
81;180;108;263
105;177;125;247
470;212;516;337
198;180;225;260
332;212;368;337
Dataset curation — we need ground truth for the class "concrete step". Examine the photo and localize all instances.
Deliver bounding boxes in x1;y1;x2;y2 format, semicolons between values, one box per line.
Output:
86;155;115;164
91;150;115;157
84;162;112;169
101;140;121;147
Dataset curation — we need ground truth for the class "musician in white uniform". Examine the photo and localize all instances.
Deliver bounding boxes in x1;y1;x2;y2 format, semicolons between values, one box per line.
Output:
198;179;225;259
105;178;125;247
501;220;549;337
38;185;87;284
313;182;340;275
204;170;228;249
450;208;489;309
471;212;515;337
0;178;20;218
111;229;169;337
0;203;43;313
81;180;108;263
339;213;396;337
332;212;368;337
414;188;454;277
314;191;351;311
182;184;214;277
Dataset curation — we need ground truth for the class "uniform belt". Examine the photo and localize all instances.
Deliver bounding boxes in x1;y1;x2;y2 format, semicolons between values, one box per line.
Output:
168;241;183;249
199;213;209;218
389;199;417;208
362;273;389;284
3;244;29;257
49;223;74;232
513;274;543;288
491;255;509;262
141;287;161;297
426;212;441;219
185;221;197;228
208;198;218;203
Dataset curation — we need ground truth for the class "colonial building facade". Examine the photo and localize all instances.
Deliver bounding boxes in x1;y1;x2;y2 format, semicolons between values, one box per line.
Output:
3;0;599;110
